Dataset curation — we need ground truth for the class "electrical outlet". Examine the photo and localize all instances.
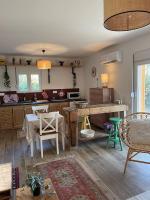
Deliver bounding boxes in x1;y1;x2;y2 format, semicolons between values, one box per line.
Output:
0;93;5;96
53;90;57;94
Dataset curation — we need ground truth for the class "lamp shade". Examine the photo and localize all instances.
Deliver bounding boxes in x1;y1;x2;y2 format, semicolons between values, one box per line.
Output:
100;73;108;87
37;60;52;69
104;0;150;31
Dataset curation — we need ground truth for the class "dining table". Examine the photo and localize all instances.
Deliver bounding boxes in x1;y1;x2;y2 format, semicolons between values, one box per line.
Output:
23;113;65;157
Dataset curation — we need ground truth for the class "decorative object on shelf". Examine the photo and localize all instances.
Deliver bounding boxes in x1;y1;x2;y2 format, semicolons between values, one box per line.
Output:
100;73;109;88
0;56;6;65
19;58;22;65
47;69;50;84
4;65;11;88
104;0;150;31
26;59;32;65
74;60;80;67
71;65;77;88
37;50;52;69
91;66;97;77
26;173;43;196
59;61;64;66
12;57;15;65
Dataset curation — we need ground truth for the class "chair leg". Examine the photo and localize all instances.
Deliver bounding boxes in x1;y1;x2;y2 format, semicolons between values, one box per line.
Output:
124;148;131;174
119;137;123;151
40;139;43;158
106;132;111;149
56;135;59;155
62;133;65;151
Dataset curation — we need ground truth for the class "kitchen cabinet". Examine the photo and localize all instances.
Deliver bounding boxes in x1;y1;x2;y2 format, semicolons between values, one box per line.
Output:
0;101;69;130
0;107;13;129
13;106;25;128
90;88;114;128
24;106;32;115
50;102;69;114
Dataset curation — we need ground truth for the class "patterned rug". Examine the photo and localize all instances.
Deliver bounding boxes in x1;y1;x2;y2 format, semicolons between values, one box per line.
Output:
37;158;110;200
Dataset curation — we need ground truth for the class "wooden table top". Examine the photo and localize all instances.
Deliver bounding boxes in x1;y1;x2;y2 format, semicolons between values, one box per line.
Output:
16;178;58;200
0;163;12;193
64;104;128;115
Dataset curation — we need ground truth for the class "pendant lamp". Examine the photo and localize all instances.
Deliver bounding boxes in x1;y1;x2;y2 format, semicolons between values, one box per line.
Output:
104;0;150;31
37;50;51;69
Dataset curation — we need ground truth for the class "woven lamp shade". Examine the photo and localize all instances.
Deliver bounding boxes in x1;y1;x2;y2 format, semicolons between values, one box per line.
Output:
37;60;51;69
104;0;150;31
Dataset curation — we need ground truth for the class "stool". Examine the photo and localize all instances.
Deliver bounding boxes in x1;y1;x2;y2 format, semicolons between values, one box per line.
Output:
81;115;91;130
107;117;123;150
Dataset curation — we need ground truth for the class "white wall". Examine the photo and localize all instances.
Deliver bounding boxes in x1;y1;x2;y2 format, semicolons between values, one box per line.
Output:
83;32;150;112
0;65;85;98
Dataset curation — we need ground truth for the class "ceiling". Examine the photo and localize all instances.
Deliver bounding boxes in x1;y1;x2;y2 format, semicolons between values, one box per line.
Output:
0;0;150;57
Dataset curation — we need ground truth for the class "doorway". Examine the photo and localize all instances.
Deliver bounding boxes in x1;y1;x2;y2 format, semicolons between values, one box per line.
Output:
134;62;150;112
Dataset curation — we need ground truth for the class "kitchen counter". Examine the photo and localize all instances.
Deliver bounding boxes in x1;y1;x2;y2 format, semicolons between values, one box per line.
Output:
0;98;86;107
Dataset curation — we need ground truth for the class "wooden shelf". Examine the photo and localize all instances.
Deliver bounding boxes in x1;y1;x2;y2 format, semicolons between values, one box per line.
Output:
0;64;82;68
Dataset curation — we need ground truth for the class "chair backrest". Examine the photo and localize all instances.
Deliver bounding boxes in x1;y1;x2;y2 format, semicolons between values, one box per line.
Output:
120;112;150;147
32;105;49;114
39;112;59;135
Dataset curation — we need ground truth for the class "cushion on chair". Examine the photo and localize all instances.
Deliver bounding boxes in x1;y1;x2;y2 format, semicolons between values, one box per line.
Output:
127;119;150;146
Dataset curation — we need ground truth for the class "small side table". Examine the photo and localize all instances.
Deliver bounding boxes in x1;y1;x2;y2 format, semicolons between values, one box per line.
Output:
16;178;58;200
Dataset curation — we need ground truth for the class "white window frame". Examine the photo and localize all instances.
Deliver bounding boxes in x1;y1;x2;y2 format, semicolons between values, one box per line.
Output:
17;66;42;93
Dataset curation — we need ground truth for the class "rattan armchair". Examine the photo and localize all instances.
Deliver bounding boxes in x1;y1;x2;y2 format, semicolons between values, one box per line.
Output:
120;112;150;174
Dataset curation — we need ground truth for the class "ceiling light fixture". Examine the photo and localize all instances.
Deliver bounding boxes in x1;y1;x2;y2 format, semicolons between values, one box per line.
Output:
37;50;52;69
104;0;150;31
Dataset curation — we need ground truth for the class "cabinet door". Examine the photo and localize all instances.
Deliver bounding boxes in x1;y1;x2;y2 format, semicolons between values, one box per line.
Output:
13;106;25;128
50;103;61;113
24;106;32;114
0;107;13;129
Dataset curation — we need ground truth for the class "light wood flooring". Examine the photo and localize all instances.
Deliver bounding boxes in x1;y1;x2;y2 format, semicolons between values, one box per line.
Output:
1;129;150;200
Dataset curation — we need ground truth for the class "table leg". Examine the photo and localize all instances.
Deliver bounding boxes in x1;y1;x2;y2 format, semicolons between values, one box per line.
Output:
30;141;34;157
27;122;34;157
76;117;79;147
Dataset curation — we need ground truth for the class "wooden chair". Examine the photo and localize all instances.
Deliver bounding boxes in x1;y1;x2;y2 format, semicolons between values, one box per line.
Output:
38;112;59;158
120;112;150;174
32;105;49;114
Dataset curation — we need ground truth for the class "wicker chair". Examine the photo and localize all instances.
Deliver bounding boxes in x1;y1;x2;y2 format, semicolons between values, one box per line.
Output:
120;112;150;174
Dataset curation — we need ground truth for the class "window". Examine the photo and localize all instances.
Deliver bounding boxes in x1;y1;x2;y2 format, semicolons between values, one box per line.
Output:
18;74;28;92
17;66;41;92
31;74;40;91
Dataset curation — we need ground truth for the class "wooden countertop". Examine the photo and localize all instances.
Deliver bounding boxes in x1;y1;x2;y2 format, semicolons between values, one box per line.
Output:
63;104;128;116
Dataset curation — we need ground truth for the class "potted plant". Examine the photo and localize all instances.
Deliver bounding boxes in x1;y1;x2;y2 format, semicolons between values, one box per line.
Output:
26;173;43;196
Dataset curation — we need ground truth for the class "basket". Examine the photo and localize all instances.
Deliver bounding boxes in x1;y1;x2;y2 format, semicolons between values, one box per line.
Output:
80;129;95;138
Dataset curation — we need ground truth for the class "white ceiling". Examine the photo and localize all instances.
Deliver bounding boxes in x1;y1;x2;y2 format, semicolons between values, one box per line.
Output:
0;0;150;57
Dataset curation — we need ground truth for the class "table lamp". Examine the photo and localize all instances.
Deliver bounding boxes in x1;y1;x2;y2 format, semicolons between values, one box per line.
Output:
100;73;108;88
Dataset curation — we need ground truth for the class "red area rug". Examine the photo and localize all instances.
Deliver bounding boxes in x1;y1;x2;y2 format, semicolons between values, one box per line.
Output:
37;158;109;200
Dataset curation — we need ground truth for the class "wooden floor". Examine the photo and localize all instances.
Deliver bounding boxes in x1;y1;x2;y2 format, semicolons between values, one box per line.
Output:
1;130;150;200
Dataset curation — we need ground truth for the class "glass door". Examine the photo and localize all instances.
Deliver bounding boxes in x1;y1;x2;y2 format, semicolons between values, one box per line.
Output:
134;62;150;112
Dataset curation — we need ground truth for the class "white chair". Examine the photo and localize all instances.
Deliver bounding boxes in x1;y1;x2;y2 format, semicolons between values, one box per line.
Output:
38;112;60;158
32;105;49;114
